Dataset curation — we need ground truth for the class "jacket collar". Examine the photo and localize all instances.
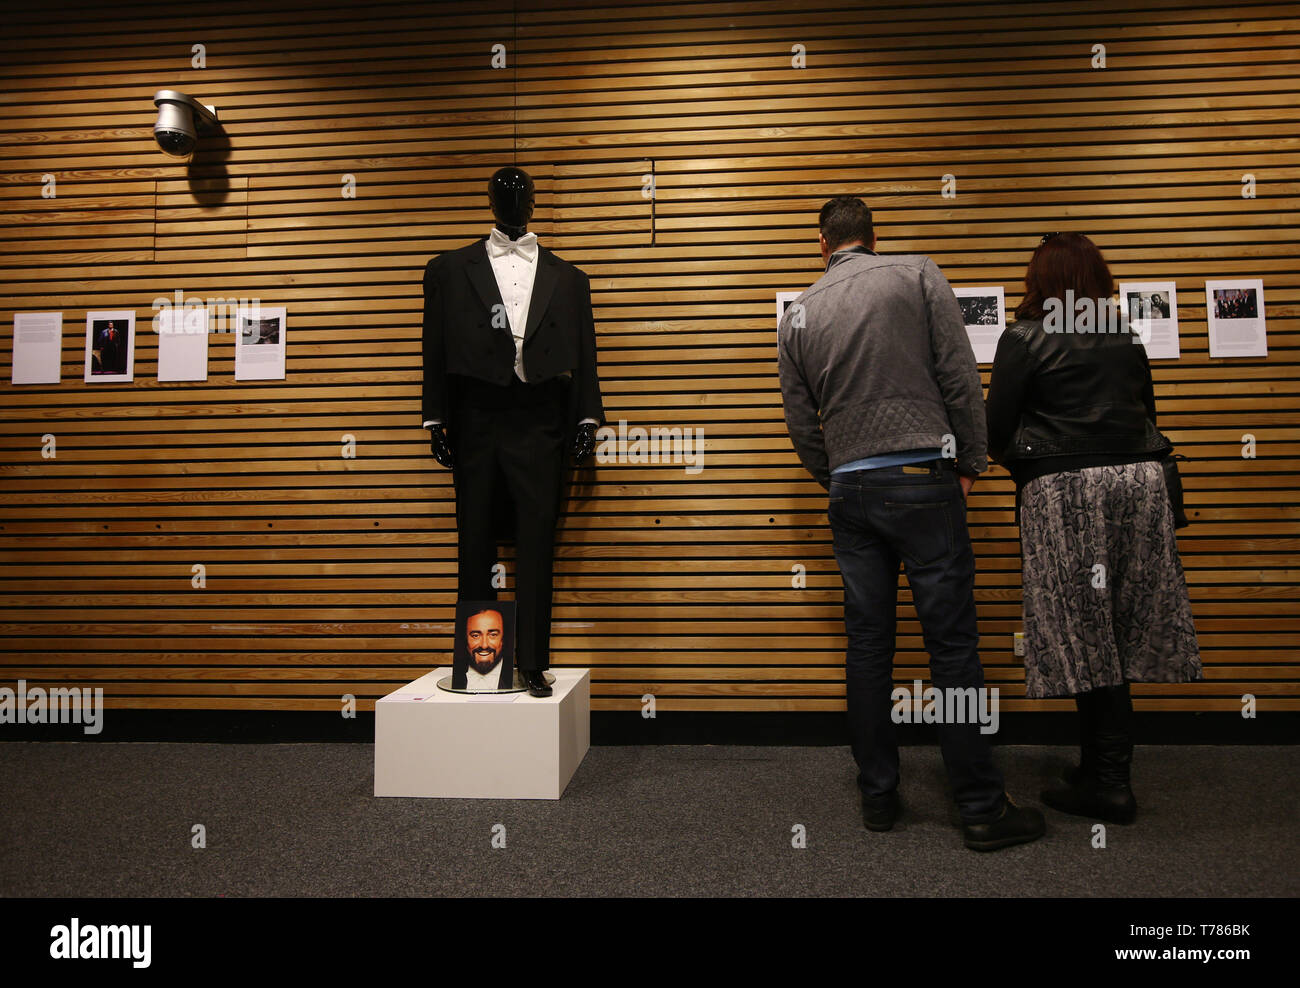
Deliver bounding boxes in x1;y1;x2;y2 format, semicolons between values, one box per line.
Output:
826;244;876;271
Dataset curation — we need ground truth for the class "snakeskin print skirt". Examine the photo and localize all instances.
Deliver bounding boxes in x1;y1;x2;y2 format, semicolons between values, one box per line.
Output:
1018;460;1202;698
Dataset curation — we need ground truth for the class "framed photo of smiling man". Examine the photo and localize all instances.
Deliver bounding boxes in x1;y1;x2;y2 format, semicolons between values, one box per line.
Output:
450;601;517;692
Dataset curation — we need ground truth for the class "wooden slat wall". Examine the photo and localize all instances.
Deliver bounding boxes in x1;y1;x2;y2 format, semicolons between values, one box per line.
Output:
1;0;1296;715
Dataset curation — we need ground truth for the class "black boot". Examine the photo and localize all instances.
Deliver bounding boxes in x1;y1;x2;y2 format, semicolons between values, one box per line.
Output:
1042;684;1137;824
1062;688;1100;784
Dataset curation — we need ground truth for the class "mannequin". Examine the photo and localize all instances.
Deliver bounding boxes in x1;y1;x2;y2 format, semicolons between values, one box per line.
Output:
421;166;604;696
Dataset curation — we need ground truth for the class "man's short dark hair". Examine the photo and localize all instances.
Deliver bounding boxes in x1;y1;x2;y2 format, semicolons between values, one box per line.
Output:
819;197;874;251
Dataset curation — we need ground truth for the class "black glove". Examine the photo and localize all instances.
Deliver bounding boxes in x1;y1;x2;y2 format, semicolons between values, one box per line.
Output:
428;426;455;470
571;421;598;460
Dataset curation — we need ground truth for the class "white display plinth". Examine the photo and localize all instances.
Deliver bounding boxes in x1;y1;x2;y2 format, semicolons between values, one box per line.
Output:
374;667;590;800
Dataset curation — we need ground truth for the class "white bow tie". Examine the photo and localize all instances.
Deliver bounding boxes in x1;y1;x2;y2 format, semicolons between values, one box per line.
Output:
486;228;538;260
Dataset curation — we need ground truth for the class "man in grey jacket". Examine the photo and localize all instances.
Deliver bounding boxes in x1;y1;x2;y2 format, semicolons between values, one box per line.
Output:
778;197;1044;851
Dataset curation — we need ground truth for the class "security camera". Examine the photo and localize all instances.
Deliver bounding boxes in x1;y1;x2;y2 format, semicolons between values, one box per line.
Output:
152;91;220;157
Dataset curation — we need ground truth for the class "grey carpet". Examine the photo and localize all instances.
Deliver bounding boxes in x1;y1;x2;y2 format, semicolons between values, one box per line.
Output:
0;743;1295;897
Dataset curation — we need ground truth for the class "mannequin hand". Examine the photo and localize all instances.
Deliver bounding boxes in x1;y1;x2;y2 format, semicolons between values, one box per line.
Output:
571;422;598;460
429;426;455;470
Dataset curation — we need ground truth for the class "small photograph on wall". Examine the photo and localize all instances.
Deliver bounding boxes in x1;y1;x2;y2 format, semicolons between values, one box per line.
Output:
1127;289;1172;320
234;306;287;381
452;601;516;692
83;310;135;383
1206;279;1267;358
953;286;1005;363
1118;281;1179;359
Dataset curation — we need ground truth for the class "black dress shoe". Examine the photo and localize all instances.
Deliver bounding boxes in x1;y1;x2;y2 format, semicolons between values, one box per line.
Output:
961;794;1046;852
521;670;552;697
861;791;900;832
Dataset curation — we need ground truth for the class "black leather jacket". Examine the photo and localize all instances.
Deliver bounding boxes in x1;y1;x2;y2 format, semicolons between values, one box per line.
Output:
986;317;1170;488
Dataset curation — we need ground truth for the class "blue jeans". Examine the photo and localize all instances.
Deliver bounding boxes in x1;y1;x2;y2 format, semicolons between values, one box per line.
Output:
828;459;1004;822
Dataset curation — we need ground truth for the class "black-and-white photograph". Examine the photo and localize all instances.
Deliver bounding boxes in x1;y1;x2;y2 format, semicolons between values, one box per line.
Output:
1126;290;1171;321
958;294;1001;326
240;315;281;345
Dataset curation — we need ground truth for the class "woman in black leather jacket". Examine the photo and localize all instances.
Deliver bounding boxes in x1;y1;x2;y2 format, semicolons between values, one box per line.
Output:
986;232;1202;824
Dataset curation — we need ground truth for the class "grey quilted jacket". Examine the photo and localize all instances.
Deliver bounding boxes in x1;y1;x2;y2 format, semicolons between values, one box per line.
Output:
777;247;989;488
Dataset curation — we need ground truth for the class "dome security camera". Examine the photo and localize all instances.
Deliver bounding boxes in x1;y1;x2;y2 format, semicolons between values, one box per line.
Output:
152;91;220;157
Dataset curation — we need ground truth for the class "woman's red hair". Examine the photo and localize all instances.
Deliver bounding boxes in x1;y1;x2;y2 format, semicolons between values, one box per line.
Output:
1015;232;1116;321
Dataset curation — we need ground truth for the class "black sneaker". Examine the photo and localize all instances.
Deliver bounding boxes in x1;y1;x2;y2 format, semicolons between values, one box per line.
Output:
861;791;901;832
961;794;1045;851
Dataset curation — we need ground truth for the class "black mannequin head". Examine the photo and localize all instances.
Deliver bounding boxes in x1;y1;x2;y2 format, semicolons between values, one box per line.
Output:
488;167;535;239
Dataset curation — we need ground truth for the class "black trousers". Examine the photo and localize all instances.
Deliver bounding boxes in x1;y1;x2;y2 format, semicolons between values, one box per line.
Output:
447;374;569;672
